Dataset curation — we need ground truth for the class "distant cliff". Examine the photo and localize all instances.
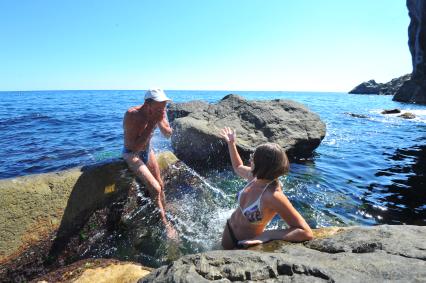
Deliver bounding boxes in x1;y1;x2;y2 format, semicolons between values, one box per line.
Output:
393;0;426;104
349;74;411;95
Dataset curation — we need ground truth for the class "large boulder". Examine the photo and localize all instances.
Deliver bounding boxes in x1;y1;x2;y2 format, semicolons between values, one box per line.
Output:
140;225;426;282
349;74;411;95
0;152;184;282
168;95;326;167
394;0;426;104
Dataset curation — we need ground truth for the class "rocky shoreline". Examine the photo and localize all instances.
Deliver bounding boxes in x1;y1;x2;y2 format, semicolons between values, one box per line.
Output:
141;225;426;282
349;74;411;96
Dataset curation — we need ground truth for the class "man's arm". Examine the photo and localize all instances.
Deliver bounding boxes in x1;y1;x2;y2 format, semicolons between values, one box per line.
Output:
158;110;173;138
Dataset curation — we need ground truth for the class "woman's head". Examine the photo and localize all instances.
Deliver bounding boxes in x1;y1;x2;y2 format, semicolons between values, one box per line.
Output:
251;143;289;180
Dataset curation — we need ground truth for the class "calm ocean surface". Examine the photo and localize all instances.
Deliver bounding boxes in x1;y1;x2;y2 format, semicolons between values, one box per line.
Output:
1;90;425;231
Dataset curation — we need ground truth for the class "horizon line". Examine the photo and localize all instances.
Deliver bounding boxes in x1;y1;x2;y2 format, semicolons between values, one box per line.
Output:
0;88;349;94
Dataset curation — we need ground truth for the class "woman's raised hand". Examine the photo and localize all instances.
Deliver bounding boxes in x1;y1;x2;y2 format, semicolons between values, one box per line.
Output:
220;127;236;144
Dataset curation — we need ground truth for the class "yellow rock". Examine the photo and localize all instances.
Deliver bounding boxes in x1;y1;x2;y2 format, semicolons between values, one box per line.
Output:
157;151;179;171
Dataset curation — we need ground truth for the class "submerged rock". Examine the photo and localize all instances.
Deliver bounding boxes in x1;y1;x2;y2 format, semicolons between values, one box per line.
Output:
399;112;416;119
394;1;426;104
381;109;401;114
345;112;369;119
168;94;326;167
140;225;426;283
349;74;411;95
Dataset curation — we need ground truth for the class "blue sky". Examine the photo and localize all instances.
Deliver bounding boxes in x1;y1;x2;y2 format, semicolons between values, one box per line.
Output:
0;0;411;91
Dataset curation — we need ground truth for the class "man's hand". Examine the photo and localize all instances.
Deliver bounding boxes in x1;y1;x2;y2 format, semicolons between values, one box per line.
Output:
220;127;237;144
161;109;167;121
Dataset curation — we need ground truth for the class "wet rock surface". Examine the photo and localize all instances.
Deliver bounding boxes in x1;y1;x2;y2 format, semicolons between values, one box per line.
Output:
0;160;133;282
140;225;426;283
349;74;411;95
0;152;195;282
168;94;326;167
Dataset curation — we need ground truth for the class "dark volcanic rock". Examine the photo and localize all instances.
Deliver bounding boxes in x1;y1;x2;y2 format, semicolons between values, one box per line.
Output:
394;0;426;104
349;74;411;95
140;225;426;283
168;95;326;167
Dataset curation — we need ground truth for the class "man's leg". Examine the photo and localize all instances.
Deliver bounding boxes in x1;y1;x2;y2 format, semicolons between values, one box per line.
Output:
146;149;166;208
123;152;167;225
146;149;178;239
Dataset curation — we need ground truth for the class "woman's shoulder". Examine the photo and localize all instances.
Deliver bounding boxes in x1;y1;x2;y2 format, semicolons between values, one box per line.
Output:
263;182;292;211
264;181;284;199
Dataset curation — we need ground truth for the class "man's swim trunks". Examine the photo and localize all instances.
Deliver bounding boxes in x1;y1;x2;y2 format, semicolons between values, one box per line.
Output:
122;143;151;164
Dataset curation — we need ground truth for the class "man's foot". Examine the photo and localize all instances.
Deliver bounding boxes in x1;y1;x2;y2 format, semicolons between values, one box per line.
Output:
166;223;179;241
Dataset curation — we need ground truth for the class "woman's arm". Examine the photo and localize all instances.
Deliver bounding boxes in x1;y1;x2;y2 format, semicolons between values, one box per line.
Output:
220;127;253;180
238;188;313;247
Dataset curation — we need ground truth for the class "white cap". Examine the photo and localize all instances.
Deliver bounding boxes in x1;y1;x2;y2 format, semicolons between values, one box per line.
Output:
144;88;171;102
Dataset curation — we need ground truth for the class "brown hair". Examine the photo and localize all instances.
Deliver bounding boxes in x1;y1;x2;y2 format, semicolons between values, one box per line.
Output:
251;143;289;180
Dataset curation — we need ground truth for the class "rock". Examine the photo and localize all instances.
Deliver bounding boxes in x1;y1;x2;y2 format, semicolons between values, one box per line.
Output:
345;113;369;119
381;109;401;114
349;74;411;95
69;155;225;268
34;258;151;283
140;225;426;283
0;152;180;282
349;79;382;94
399;112;416;119
169;94;326;167
394;79;426;104
393;1;426;104
168;100;209;123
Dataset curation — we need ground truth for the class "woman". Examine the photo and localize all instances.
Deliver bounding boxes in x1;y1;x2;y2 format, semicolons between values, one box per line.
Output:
220;127;313;249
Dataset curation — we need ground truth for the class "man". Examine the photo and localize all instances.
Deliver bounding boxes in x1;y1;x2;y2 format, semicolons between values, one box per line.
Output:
122;88;177;239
